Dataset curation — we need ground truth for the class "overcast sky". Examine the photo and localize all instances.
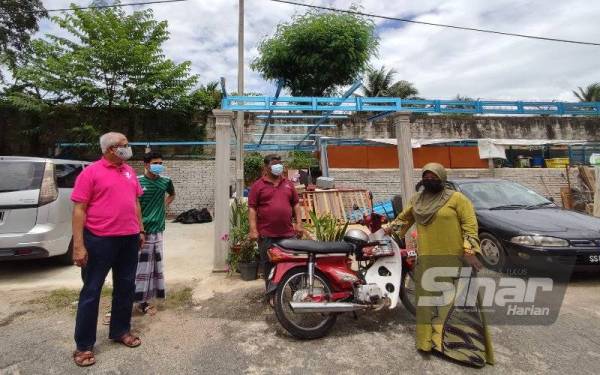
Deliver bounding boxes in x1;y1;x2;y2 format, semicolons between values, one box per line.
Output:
39;0;600;101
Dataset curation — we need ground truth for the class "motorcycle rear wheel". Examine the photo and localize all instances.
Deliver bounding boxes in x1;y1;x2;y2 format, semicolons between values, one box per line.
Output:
274;268;337;339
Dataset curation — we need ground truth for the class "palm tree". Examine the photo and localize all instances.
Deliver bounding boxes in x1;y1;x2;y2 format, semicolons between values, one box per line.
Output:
387;80;418;99
362;66;418;98
573;83;600;102
362;66;396;97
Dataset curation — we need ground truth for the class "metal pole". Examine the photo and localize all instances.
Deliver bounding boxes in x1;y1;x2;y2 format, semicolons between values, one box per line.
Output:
235;0;245;197
319;138;329;177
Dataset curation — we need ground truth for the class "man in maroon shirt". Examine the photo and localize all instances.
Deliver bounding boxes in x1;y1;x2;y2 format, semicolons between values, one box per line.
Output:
248;154;304;290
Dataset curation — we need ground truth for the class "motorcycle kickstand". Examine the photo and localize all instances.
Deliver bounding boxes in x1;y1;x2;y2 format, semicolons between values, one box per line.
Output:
352;311;359;320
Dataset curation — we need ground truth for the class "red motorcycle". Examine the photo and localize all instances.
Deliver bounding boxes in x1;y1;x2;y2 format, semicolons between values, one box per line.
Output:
266;226;417;339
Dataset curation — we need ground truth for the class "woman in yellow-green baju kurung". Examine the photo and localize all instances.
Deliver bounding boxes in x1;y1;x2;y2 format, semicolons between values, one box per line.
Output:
388;163;494;367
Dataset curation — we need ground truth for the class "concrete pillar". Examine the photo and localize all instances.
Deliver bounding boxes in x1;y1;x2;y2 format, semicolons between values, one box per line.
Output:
319;138;329;177
393;113;414;209
212;110;234;272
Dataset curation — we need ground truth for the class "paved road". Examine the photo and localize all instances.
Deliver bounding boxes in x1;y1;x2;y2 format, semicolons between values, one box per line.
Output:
0;222;215;291
2;224;600;374
2;276;600;374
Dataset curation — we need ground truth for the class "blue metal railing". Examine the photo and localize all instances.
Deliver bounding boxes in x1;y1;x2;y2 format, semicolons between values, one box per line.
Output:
223;97;600;116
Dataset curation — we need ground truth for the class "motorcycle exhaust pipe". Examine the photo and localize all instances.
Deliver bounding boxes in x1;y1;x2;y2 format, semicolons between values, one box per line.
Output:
289;301;369;314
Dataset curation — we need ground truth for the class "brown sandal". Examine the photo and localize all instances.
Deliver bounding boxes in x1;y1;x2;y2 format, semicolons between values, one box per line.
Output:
73;350;96;367
114;332;141;348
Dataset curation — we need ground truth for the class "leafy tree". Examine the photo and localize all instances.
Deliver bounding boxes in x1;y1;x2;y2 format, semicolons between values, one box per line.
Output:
12;3;197;118
252;10;378;96
184;81;222;114
0;0;47;79
244;152;264;186
573;83;600;102
287;151;318;170
362;66;418;98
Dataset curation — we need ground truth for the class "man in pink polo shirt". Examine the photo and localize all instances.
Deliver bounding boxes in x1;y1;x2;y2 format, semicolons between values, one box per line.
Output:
71;132;145;367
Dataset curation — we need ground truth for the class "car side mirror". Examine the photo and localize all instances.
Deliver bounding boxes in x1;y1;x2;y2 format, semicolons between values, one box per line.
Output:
547;197;555;202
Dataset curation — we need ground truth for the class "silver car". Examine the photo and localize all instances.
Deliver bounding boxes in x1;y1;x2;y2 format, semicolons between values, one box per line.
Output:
0;156;89;264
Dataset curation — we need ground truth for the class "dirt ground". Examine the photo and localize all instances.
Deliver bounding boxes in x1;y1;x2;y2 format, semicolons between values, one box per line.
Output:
2;223;600;374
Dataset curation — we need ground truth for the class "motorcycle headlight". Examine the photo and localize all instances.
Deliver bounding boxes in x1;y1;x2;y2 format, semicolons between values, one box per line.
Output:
510;235;569;248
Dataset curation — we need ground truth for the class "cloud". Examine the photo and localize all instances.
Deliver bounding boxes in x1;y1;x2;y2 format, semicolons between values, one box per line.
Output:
38;0;600;101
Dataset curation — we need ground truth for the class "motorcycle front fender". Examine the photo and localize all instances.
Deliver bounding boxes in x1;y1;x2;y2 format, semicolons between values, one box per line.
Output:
364;236;403;309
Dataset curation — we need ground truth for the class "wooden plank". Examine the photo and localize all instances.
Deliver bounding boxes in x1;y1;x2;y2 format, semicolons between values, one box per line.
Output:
560;187;572;209
300;189;371;224
579;166;596;192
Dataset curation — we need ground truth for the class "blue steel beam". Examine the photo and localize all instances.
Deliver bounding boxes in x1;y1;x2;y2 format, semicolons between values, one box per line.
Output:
253;133;317;137
219;77;228;98
256;114;348;119
297;81;363;146
257;79;285;146
222;96;600;116
58;141;315;152
367;110;395;122
256;123;337;128
58;141;219;147
246;144;315;152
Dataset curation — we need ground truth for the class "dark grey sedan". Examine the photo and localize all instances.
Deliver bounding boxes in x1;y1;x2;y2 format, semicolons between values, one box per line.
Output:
449;179;600;273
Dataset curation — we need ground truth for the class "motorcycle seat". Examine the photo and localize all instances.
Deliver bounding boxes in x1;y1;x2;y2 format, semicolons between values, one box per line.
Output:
276;239;354;254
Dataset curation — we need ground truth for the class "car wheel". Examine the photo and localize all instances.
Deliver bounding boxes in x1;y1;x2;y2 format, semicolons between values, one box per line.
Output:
57;239;74;266
479;232;508;271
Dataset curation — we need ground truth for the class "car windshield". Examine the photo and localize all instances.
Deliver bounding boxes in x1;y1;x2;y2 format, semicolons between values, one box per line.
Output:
0;161;45;192
458;181;552;210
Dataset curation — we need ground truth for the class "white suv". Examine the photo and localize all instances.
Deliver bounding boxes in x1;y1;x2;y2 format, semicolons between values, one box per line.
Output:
0;156;89;264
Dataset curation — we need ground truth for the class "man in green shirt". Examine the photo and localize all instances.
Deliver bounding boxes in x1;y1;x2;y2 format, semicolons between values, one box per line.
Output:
134;152;175;315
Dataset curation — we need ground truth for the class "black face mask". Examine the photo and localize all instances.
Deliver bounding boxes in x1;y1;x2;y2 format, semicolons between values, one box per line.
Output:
422;179;444;193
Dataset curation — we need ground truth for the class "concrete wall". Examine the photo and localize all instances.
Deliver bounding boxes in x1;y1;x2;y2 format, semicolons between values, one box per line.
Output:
130;159;585;214
205;113;600;145
329;167;581;207
129;160;235;217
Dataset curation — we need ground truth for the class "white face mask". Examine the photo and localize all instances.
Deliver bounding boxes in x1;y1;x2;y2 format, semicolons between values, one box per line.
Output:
270;163;284;176
114;146;133;161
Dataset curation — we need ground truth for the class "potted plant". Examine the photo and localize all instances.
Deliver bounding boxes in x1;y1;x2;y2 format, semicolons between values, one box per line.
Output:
237;238;259;281
306;211;349;241
227;199;260;279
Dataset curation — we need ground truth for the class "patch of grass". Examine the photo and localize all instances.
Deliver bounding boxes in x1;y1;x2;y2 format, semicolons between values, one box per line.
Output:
101;286;113;298
32;286;114;310
33;288;79;309
165;287;193;309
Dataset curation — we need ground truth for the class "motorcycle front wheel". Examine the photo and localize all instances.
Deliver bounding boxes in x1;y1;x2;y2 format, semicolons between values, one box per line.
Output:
274;267;337;339
400;269;417;316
